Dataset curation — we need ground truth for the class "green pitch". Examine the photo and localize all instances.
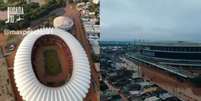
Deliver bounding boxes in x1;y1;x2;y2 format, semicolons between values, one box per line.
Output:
43;49;62;76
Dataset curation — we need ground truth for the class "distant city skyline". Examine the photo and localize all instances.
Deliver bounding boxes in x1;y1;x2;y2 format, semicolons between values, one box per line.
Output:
101;0;201;42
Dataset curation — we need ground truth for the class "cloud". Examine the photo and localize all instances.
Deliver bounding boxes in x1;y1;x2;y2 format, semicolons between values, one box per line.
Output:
101;0;201;42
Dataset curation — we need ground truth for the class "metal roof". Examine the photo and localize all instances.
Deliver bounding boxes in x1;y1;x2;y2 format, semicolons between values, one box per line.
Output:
135;41;201;47
14;28;91;101
53;16;74;30
127;53;189;78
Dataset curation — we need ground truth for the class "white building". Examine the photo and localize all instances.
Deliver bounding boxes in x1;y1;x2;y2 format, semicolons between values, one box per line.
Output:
53;16;74;31
14;28;91;101
92;0;99;4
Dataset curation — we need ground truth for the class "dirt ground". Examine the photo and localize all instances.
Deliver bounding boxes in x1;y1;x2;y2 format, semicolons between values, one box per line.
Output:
0;58;15;101
0;34;15;101
0;34;6;47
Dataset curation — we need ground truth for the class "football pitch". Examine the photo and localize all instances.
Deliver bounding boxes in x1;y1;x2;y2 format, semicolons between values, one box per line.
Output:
43;49;62;76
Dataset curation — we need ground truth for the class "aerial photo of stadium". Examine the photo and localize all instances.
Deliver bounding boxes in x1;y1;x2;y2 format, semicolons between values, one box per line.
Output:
0;0;100;101
14;28;91;101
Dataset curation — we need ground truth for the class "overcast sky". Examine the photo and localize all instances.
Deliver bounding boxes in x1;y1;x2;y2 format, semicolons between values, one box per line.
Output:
101;0;201;42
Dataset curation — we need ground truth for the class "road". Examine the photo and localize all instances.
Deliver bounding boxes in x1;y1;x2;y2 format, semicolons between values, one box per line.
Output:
104;80;128;101
64;4;99;101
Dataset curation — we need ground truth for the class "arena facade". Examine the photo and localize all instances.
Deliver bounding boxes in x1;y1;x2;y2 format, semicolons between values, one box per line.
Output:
14;28;91;101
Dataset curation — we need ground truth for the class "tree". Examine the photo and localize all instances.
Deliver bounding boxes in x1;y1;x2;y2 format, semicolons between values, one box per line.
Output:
191;76;201;87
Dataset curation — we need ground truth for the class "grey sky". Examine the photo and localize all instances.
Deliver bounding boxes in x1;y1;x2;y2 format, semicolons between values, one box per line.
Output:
101;0;201;42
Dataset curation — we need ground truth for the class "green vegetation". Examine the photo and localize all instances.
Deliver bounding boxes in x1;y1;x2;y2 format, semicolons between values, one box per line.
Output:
100;81;108;91
191;76;201;86
0;0;7;10
0;0;66;31
0;0;26;10
24;1;61;21
92;54;99;62
88;2;99;17
43;49;62;76
0;18;30;31
81;0;90;3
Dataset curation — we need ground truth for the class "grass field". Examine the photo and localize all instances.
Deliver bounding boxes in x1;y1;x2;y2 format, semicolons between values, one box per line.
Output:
43;49;62;76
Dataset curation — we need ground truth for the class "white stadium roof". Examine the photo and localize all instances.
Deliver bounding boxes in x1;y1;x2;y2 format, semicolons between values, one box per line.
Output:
53;16;74;30
14;28;91;101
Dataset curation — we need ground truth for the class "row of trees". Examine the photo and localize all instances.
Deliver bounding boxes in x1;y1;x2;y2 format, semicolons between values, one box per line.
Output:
191;76;201;87
0;0;66;31
0;0;27;10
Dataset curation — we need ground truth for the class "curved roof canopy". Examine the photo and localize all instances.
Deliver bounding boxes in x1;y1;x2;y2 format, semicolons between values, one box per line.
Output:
53;16;74;30
14;28;91;101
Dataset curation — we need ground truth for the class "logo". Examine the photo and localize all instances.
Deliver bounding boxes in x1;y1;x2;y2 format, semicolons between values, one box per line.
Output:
5;7;24;23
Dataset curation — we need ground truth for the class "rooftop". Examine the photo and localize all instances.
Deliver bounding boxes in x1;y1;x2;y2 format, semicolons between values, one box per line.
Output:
135;41;201;47
53;16;74;30
126;53;195;79
14;28;91;101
